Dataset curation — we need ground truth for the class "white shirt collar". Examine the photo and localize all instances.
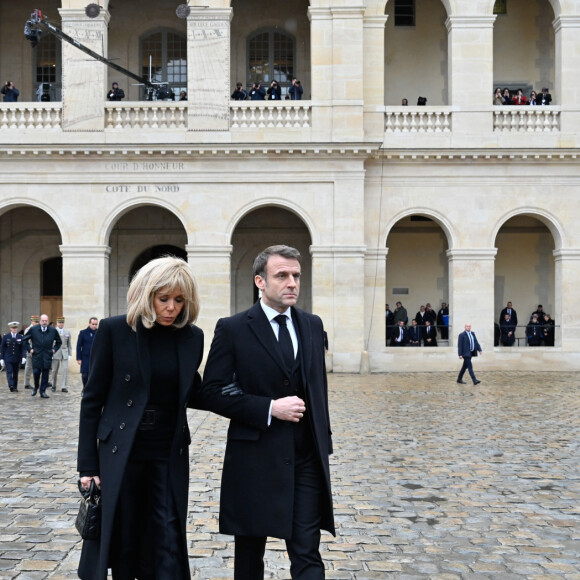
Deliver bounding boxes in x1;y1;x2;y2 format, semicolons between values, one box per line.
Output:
260;300;292;323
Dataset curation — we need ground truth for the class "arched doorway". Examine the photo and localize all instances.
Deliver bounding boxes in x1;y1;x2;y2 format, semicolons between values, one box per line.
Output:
385;214;449;345
230;207;312;314
0;206;62;327
384;0;449;105
494;215;555;346
108;206;187;315
493;0;555;102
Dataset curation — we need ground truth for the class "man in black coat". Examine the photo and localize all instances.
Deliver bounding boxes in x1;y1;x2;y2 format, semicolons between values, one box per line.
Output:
22;313;61;398
76;317;98;387
201;245;334;580
499;301;518;327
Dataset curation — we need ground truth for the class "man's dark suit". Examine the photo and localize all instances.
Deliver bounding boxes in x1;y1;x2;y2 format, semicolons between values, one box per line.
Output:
76;325;97;387
0;331;26;391
499;307;518;327
201;301;334;578
457;329;482;383
23;325;61;395
422;324;437;346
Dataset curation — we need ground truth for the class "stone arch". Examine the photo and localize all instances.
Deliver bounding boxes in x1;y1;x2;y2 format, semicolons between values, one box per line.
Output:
0;204;63;327
229;204;314;314
100;197;189;247
104;201;189;315
0;199;65;244
383;207;456;249
492;207;565;249
226;198;318;246
493;208;560;345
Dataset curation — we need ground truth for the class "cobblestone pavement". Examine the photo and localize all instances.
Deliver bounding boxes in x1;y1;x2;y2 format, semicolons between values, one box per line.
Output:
0;371;579;579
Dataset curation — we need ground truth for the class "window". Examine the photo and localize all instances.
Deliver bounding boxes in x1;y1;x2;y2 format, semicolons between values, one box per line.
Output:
493;0;507;15
35;33;61;101
248;29;295;95
394;0;415;27
141;30;187;100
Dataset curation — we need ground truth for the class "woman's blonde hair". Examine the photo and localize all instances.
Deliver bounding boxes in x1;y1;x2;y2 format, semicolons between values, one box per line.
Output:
126;256;200;330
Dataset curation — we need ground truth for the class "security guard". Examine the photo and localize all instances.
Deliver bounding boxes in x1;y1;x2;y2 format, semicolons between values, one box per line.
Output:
0;322;27;392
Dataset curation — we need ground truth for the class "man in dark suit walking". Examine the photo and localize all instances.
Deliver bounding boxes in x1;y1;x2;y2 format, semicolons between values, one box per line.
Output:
22;313;61;398
76;317;99;387
457;323;482;386
201;245;334;580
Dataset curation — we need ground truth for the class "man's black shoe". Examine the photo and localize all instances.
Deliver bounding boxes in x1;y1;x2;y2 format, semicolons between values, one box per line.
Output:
40;392;50;399
61;388;68;393
473;380;481;385
31;386;38;396
51;387;56;392
47;382;52;387
25;385;32;389
457;379;466;384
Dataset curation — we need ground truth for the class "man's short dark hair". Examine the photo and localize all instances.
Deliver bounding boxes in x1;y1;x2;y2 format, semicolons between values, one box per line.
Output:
253;245;301;278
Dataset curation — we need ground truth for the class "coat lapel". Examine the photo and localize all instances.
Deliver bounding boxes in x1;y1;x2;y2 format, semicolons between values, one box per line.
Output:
247;301;289;375
293;307;312;378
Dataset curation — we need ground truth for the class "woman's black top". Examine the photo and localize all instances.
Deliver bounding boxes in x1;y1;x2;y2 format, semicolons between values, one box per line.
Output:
131;323;180;460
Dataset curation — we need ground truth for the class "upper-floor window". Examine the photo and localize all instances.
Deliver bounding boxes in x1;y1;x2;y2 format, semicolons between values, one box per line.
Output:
141;29;187;100
493;0;507;15
35;32;61;101
394;0;415;27
248;29;295;96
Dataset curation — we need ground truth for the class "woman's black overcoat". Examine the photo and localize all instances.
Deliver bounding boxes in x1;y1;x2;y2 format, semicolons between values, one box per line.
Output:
76;315;204;579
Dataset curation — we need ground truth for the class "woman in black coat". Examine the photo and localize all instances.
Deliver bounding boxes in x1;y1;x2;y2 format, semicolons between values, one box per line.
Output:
77;256;204;579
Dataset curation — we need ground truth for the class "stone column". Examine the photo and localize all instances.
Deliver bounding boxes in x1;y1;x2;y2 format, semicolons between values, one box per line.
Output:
312;245;366;373
445;16;496;137
329;7;365;141
553;16;580;135
187;8;232;131
60;244;110;332
186;244;232;356
308;7;333;141
553;249;580;350
364;247;388;354
363;15;388;141
59;8;109;131
447;248;497;348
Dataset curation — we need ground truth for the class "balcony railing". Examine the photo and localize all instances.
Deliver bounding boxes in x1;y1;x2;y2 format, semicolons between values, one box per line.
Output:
384;106;452;133
493;106;560;132
105;102;188;129
230;102;311;129
0;103;62;130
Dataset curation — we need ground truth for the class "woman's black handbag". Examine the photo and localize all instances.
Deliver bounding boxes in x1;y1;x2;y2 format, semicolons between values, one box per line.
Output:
75;480;101;540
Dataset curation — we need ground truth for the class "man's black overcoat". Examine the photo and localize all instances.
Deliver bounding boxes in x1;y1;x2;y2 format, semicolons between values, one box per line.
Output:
200;301;335;540
76;315;204;579
23;324;61;369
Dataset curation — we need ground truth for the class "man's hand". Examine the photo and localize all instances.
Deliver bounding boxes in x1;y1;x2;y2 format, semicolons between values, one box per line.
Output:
272;396;306;423
77;360;81;366
21;358;26;365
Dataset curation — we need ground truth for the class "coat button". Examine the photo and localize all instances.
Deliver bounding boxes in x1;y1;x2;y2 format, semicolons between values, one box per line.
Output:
120;423;125;430
283;380;289;386
112;446;118;453
124;374;131;382
284;458;291;465
179;448;183;455
127;400;133;407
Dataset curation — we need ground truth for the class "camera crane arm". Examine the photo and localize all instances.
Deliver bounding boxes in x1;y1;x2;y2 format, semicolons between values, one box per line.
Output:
24;9;153;90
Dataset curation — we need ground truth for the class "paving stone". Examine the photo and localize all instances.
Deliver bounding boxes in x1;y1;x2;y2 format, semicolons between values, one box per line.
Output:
1;371;579;578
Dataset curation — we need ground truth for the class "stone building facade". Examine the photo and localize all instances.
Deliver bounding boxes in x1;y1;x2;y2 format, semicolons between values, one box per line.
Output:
1;0;579;372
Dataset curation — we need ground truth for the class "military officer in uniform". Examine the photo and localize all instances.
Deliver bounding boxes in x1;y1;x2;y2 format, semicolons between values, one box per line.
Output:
23;315;40;389
0;322;27;392
50;316;72;393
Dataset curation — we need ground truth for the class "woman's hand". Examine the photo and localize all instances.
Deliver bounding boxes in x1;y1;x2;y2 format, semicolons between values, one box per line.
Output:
80;475;101;490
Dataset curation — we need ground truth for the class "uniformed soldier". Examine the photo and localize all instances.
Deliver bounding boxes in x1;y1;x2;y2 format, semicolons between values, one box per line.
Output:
50;316;72;392
23;315;40;389
0;322;27;392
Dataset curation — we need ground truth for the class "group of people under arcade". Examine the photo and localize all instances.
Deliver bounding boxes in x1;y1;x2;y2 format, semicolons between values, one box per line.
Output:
0;315;98;396
493;86;552;106
497;301;555;347
385;301;449;347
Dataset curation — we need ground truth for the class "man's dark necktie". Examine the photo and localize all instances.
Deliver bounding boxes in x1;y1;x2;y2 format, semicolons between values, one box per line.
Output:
275;315;294;370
